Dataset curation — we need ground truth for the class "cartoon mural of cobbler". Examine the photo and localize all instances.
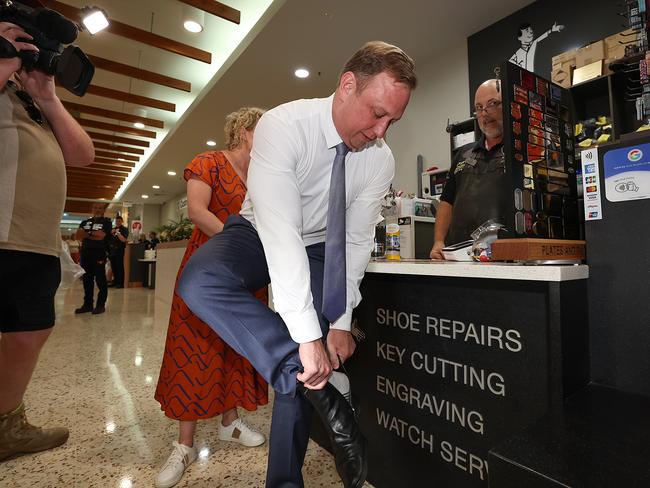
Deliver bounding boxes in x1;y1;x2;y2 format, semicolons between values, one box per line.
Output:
510;21;565;72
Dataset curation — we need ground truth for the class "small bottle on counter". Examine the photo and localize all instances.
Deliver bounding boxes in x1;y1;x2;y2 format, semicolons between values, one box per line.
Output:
385;223;401;260
372;222;386;258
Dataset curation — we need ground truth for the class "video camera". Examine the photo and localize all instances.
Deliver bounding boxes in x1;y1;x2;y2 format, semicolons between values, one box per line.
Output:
0;0;94;96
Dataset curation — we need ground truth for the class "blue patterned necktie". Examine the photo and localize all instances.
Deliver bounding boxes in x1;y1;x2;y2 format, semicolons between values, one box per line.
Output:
322;142;350;323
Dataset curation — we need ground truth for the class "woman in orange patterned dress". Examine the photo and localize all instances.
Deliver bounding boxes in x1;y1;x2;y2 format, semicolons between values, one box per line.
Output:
154;107;267;488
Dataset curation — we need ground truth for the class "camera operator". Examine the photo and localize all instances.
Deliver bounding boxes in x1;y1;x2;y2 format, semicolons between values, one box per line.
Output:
0;20;94;460
108;215;128;289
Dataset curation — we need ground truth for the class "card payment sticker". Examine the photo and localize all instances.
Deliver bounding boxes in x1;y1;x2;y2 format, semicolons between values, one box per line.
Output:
581;148;602;220
603;143;650;202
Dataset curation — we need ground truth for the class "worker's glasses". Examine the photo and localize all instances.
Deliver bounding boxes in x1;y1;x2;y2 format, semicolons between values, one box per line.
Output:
473;100;502;117
7;81;43;125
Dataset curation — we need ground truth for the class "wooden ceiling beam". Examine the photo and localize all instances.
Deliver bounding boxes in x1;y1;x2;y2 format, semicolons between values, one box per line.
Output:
41;1;212;64
67;167;124;174
86;85;175;112
67;185;122;193
88;163;131;173
66;188;121;196
66;193;119;199
66;187;117;192
67;171;126;180
69;179;128;188
63;101;164;129
95;150;139;162
67;187;121;195
65;201;102;214
66;193;118;200
66;191;120;198
86;131;150;148
75;118;156;138
66;195;117;202
87;55;191;93
93;142;144;156
178;0;240;24
94;157;136;168
67;182;122;190
70;171;129;182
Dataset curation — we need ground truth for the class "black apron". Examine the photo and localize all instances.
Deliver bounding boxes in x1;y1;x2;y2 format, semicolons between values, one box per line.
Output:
446;145;508;245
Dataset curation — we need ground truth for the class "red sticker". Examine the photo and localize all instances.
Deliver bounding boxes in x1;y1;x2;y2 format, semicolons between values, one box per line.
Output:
521;71;535;90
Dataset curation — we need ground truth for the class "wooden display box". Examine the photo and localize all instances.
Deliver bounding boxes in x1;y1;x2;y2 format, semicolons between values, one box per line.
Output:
573;60;603;85
575;40;605;68
492;238;586;262
604;28;636;61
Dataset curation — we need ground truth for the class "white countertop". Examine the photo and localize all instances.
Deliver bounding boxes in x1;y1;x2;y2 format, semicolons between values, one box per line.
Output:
366;259;588;282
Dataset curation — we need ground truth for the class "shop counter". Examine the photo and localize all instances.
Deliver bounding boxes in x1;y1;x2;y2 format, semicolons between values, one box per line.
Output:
338;259;589;488
365;259;588;281
153;240;188;322
124;242;146;287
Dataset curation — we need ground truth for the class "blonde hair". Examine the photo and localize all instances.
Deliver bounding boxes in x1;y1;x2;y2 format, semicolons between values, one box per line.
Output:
340;41;417;92
223;107;265;150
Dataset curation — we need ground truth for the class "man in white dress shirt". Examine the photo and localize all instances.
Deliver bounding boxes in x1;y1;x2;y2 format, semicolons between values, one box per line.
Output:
178;41;416;488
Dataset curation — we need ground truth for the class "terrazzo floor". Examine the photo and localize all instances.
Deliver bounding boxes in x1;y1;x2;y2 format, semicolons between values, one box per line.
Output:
0;283;364;488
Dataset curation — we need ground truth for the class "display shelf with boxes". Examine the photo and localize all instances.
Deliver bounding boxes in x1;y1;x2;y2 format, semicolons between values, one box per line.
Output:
551;28;641;89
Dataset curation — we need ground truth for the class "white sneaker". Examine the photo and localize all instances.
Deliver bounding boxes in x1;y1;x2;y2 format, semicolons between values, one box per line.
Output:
155;441;198;488
218;417;265;447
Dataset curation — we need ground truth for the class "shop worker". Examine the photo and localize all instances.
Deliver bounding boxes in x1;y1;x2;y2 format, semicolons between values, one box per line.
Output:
75;202;112;315
177;41;416;488
430;79;506;259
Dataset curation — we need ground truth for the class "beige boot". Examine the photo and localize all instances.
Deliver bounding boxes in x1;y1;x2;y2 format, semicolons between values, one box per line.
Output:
0;404;69;461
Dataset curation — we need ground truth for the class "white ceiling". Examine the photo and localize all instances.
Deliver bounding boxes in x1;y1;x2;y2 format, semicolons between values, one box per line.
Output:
56;0;279;205
62;0;534;206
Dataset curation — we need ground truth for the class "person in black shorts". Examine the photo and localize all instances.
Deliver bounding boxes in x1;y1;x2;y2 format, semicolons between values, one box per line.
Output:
75;203;112;315
108;215;129;289
0;20;94;460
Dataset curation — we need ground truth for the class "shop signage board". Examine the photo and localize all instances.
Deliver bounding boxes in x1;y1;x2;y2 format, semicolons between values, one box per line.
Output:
343;273;587;488
177;196;188;210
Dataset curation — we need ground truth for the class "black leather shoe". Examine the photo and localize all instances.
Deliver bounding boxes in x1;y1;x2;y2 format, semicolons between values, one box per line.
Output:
298;382;367;488
92;305;105;315
75;305;93;314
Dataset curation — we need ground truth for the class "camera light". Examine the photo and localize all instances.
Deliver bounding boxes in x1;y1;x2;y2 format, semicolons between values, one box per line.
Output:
82;8;109;35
